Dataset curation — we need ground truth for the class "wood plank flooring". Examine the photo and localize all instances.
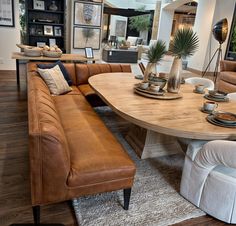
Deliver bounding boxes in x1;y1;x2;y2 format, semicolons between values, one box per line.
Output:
0;65;226;225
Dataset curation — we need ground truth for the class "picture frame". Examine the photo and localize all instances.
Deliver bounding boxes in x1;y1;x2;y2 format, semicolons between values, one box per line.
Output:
74;1;102;27
54;26;62;36
33;0;45;10
36;42;46;47
49;39;56;47
85;47;94;58
73;26;101;50
44;25;53;36
0;0;14;27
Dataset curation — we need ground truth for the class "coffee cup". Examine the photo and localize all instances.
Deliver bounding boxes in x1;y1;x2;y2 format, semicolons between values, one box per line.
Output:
195;84;205;93
203;101;218;112
139;82;149;90
149;84;160;92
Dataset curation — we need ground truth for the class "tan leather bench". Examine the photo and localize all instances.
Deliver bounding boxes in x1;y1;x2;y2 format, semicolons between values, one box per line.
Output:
27;62;136;224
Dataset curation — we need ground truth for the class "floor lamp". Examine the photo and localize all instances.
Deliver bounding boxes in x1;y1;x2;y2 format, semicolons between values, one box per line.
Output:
202;18;228;83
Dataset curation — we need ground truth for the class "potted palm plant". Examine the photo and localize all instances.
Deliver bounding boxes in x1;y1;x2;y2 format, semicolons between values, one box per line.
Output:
143;40;166;82
167;28;199;93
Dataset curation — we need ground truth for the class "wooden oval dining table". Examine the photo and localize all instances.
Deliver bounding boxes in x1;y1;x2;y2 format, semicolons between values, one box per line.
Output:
89;73;236;159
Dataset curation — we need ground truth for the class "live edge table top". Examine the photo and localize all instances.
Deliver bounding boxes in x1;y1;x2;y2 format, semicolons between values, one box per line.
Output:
89;72;236;141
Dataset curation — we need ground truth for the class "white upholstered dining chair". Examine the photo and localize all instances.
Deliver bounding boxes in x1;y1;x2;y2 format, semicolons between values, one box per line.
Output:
185;77;214;91
180;140;236;223
227;92;236;101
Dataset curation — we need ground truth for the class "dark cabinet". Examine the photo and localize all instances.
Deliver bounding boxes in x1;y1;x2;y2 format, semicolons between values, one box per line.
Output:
26;0;65;52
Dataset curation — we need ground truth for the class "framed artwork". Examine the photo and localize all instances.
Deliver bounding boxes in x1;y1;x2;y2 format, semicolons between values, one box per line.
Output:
44;25;53;35
115;20;126;37
74;1;102;27
85;47;94;58
54;26;62;36
73;26;101;49
36;42;46;47
49;39;56;47
0;0;14;27
33;0;45;10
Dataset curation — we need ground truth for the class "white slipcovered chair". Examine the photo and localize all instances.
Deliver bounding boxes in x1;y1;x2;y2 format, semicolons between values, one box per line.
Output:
227;92;236;101
180;140;236;223
185;77;215;91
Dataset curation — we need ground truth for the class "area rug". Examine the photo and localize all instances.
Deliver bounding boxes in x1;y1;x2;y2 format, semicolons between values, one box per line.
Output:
72;106;205;226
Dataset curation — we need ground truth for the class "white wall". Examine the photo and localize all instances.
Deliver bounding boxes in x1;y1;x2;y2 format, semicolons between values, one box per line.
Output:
188;0;236;72
157;9;174;47
0;0;20;70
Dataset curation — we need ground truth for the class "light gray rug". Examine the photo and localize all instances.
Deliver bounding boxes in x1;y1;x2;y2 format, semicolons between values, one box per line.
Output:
72;106;205;226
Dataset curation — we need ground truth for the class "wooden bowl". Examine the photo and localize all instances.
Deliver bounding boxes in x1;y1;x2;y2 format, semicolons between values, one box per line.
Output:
24;47;42;57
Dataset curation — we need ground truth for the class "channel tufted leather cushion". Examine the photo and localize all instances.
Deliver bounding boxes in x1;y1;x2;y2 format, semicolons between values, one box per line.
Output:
217;60;236;93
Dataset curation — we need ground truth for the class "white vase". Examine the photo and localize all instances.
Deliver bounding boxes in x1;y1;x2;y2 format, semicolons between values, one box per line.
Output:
143;63;157;82
167;57;182;93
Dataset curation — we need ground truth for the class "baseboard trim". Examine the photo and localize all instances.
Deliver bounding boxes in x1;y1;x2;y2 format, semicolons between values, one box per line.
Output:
187;67;215;77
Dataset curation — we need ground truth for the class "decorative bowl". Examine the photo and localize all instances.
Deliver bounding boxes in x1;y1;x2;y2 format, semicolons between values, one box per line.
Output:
148;77;167;89
24;47;42;57
42;50;62;58
16;44;33;51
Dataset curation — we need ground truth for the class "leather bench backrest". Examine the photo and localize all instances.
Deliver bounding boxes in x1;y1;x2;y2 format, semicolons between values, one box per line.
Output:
75;63;131;85
28;73;70;204
27;62;77;85
220;60;236;72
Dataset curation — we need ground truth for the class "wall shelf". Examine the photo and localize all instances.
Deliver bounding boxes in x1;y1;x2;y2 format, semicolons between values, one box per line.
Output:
26;0;65;51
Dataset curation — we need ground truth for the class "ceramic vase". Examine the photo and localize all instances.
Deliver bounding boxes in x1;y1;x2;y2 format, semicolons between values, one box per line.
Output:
143;63;157;82
167;57;182;93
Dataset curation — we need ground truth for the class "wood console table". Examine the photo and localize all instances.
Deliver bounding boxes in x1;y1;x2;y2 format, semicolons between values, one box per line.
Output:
12;52;99;85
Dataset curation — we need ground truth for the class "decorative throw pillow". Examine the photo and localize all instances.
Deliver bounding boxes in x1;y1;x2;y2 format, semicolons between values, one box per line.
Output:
38;65;72;95
37;61;73;86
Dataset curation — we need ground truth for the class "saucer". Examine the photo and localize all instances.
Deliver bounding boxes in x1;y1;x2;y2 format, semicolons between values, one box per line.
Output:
204;94;229;102
194;89;205;94
135;74;144;80
200;107;214;114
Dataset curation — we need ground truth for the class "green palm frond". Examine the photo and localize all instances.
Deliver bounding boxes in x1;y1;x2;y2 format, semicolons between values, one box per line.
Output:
147;40;166;63
170;28;199;58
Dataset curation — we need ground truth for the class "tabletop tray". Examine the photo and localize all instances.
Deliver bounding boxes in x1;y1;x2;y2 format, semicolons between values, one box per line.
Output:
134;87;182;100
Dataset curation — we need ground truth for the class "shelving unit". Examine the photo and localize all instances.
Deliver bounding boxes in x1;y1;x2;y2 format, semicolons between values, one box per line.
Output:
26;0;66;52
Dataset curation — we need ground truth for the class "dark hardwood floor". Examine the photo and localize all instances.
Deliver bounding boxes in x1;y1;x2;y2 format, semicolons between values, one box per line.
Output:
0;65;226;226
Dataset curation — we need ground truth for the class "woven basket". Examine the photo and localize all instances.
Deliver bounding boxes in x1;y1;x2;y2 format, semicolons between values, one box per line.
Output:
43;50;62;58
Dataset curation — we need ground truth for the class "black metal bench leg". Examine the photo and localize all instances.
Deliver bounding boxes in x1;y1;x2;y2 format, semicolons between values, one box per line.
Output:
33;205;40;225
123;188;131;210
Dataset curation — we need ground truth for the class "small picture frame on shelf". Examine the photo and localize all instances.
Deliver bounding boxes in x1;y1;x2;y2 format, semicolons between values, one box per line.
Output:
49;38;56;47
54;26;62;36
44;25;53;36
33;0;45;10
37;42;46;47
85;47;94;59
